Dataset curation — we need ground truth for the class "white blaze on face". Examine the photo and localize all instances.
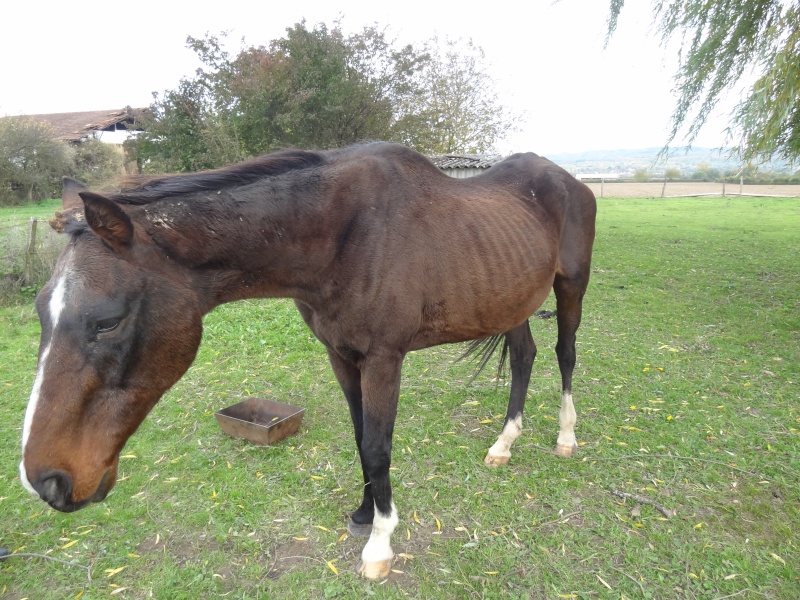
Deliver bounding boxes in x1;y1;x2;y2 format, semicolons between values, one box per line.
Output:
19;267;71;496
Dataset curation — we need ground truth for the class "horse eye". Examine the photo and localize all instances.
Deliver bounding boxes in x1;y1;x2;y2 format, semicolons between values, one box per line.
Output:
96;318;121;334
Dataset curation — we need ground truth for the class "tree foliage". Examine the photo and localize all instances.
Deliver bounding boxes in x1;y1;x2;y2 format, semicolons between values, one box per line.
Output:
73;139;125;187
607;0;800;163
0;118;73;205
132;22;513;172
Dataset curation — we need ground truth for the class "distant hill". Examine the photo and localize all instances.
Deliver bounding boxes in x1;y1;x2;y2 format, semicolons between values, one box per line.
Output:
544;147;796;177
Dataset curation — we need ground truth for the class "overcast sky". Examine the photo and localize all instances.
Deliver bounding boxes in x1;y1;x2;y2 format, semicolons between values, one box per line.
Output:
1;0;740;154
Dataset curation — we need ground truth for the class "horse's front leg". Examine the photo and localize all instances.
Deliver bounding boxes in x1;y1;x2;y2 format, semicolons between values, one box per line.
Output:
354;351;402;580
325;349;376;535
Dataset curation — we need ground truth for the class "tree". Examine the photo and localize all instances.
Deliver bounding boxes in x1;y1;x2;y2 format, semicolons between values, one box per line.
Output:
406;37;514;154
0;118;74;205
131;36;243;173
132;22;514;171
230;23;420;153
607;0;800;163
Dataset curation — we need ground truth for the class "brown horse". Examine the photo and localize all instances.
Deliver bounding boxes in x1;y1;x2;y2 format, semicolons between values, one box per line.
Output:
20;142;595;579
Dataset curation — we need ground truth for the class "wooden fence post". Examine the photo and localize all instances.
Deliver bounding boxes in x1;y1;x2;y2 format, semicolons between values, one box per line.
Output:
23;217;37;286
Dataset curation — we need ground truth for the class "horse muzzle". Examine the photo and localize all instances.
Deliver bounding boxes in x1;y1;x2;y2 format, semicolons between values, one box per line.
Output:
22;465;116;513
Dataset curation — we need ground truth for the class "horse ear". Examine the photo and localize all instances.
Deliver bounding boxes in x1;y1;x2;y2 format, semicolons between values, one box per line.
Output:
62;177;88;211
79;191;134;251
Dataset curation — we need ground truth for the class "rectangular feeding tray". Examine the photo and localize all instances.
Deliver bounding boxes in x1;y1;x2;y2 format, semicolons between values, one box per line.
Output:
215;398;305;445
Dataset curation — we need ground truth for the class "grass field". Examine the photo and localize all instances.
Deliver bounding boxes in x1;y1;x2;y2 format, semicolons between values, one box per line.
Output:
0;196;798;599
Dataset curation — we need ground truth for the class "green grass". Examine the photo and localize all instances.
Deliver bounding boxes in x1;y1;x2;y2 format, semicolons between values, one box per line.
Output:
1;197;798;599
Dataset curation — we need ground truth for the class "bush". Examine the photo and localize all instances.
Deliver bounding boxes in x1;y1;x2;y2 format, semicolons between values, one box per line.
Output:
73;139;125;187
0;118;74;206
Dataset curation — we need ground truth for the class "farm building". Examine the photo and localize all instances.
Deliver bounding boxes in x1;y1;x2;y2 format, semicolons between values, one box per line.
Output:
429;154;504;178
2;108;147;145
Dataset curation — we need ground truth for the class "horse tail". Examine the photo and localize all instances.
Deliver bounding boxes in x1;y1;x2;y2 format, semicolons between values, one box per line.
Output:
459;334;510;383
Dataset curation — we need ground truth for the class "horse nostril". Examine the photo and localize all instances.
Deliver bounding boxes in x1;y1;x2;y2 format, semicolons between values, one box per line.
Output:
34;471;73;510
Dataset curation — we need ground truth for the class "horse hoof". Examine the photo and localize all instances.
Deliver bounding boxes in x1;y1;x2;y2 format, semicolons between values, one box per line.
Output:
357;558;393;580
484;453;510;467
554;443;578;458
347;519;373;538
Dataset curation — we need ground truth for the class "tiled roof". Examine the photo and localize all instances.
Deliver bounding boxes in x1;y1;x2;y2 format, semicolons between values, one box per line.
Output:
429;154;503;170
2;108;148;142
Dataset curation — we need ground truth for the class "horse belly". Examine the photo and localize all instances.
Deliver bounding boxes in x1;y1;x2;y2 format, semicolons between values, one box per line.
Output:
413;248;556;349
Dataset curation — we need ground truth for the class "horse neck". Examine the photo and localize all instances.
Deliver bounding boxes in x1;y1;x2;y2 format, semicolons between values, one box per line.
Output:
139;184;337;309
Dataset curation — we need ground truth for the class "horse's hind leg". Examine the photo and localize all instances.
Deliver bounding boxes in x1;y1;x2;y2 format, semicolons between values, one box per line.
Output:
553;273;588;458
484;322;536;467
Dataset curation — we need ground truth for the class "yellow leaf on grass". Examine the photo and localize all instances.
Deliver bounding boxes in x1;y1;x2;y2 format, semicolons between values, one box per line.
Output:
771;553;786;566
110;588;128;596
61;540;78;549
314;525;331;532
293;537;309;541
74;591;84;599
105;566;127;577
413;510;420;524
596;574;613;590
327;560;339;575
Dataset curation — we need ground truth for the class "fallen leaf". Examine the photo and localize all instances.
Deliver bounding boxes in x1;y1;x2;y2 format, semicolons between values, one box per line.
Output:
327;560;339;575
770;553;786;566
105;566;127;578
597;574;613;590
61;540;78;550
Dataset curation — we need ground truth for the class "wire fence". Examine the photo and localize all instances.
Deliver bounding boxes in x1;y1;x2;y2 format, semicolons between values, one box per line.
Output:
583;181;800;198
0;217;66;300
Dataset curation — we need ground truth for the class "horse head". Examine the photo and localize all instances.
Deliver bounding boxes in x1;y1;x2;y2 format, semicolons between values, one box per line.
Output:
19;178;204;512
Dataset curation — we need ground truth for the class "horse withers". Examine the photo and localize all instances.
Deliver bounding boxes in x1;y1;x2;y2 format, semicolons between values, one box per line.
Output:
19;142;596;579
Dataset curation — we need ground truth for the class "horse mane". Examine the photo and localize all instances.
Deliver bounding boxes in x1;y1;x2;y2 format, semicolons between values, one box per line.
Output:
112;150;325;205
